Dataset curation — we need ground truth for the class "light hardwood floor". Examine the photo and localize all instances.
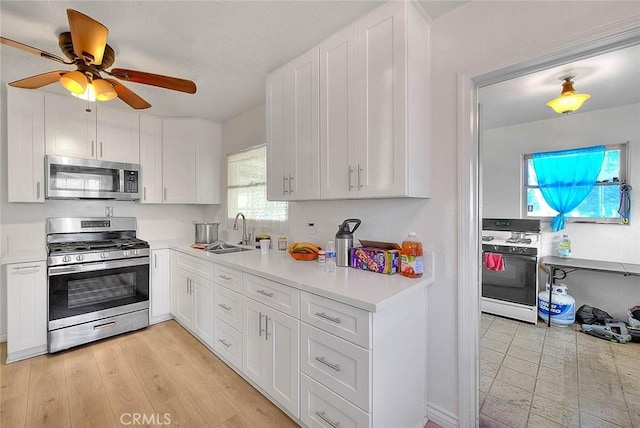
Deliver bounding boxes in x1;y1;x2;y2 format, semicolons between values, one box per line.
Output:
1;320;299;428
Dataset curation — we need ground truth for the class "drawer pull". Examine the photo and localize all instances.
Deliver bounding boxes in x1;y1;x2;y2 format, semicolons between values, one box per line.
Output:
315;356;341;372
218;339;232;348
315;410;341;428
218;303;232;311
12;265;41;271
315;312;341;324
257;289;274;298
219;274;232;280
93;321;116;330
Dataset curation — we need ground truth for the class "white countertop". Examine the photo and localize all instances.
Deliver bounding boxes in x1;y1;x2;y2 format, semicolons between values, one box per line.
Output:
169;243;434;312
1;248;47;265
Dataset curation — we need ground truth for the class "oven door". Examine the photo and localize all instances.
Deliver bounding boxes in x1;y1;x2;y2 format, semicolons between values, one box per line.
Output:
48;257;149;330
482;252;537;306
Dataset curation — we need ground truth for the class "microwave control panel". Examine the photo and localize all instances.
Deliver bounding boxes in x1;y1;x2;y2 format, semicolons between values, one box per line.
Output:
124;170;139;193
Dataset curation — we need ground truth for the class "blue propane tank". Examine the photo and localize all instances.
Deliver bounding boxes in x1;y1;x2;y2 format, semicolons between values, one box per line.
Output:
538;283;576;327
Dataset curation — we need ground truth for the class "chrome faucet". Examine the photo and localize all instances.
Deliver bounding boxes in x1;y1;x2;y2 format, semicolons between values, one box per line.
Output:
233;212;250;245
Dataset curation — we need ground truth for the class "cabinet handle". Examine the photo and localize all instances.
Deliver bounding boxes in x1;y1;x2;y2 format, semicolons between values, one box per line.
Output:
187;279;191;295
218;303;231;311
218;339;232;348
288;174;294;193
259;311;264;337
12;265;40;271
143;186;147;202
315;410;341;428
283;175;288;194
100;142;104;158
315;312;341;324
91;140;95;157
348;166;354;190
257;289;274;298
219;275;232;281
264;314;269;341
315;356;341;372
93;321;116;330
36;181;41;199
163;188;167;201
357;164;363;189
154;254;158;269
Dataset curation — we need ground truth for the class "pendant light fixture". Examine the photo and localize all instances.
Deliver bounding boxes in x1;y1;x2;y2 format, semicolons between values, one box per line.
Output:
546;76;591;114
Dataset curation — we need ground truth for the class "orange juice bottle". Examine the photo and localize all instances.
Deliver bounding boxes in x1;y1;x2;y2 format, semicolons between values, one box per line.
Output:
400;232;423;278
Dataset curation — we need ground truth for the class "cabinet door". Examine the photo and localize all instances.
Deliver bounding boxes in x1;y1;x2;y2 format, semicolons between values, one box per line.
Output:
243;297;270;388
162;119;196;203
45;93;96;159
150;249;171;323
7;262;47;361
139;114;164;203
192;276;214;347
288;47;320;200
266;66;288;201
356;1;406;197
7;87;45;203
319;26;358;199
172;267;194;327
96;105;140;163
195;119;222;204
266;307;300;417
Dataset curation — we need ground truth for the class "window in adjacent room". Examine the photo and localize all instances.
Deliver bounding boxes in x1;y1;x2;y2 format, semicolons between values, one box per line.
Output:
523;142;628;223
227;145;287;222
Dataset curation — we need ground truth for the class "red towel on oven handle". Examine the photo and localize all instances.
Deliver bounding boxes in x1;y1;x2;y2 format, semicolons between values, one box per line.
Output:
484;252;505;271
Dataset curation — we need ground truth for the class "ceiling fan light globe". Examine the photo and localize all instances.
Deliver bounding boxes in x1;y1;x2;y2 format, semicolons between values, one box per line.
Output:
60;70;87;94
93;79;117;101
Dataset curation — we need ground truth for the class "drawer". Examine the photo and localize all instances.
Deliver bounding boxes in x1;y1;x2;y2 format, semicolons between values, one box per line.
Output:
243;273;299;318
215;265;242;292
214;319;243;369
300;373;370;428
300;324;371;411
174;252;214;281
301;292;371;348
215;285;242;331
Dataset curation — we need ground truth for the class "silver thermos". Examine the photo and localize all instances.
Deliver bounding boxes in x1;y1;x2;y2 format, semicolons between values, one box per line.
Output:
335;218;361;267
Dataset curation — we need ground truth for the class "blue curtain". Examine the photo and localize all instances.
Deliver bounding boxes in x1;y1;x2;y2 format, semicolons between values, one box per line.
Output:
533;145;605;231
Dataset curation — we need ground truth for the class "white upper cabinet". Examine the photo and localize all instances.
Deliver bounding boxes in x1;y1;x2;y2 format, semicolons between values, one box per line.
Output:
139;114;164;203
162;118;221;204
44;93;140;164
7;87;45;203
267;47;320;201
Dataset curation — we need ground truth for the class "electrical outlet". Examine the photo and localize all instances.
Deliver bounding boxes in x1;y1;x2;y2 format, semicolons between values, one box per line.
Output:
307;222;316;234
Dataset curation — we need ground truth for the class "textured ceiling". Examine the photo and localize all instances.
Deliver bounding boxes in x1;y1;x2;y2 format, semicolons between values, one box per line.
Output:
1;1;465;123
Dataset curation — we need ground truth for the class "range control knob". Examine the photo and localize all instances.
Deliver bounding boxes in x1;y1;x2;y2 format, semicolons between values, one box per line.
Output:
101;253;108;259
133;250;140;255
76;255;84;261
63;256;72;263
123;251;131;257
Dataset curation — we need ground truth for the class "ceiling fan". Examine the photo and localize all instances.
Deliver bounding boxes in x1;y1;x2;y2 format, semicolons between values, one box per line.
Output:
1;9;196;109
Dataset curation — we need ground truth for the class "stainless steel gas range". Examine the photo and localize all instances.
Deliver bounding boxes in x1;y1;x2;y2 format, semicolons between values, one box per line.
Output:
46;217;150;352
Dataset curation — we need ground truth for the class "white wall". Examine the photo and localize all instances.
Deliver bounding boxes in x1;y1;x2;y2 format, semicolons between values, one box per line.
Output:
482;103;640;319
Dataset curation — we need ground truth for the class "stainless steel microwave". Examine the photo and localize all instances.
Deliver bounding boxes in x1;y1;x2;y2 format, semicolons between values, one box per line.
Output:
45;155;141;200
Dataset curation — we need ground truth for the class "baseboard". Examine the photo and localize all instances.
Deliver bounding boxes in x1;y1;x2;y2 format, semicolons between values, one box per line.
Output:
149;314;174;325
427;402;458;428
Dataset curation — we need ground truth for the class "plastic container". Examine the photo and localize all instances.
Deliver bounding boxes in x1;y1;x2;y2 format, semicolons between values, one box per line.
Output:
325;241;336;272
538;283;576;327
317;250;326;263
558;234;572;258
277;236;288;252
400;232;423;278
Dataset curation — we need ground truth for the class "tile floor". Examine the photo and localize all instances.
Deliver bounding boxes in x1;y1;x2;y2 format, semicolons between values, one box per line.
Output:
480;313;640;428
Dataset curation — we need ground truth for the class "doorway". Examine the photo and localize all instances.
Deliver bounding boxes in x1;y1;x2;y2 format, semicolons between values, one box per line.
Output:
457;27;640;427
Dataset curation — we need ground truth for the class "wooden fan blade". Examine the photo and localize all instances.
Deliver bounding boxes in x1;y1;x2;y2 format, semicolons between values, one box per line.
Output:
8;70;66;89
104;79;151;109
110;68;197;94
1;36;71;64
67;9;108;65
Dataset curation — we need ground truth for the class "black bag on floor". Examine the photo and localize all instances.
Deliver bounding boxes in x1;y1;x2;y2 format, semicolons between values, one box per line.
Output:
576;304;612;325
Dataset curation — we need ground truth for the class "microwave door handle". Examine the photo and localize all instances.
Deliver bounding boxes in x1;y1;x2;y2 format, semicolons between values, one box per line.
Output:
120;169;125;195
48;257;150;276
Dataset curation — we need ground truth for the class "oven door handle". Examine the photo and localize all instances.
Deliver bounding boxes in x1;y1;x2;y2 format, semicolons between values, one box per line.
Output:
48;257;150;276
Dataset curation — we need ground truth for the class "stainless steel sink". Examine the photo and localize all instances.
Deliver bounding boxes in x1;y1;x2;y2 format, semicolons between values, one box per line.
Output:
206;242;254;254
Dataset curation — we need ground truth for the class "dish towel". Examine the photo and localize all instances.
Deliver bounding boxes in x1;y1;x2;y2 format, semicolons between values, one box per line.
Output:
484;252;505;271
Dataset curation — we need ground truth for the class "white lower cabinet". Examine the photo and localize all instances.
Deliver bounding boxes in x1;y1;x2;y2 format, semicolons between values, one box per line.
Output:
213;265;244;370
170;252;214;348
243;297;299;418
6;261;48;363
150;249;172;324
